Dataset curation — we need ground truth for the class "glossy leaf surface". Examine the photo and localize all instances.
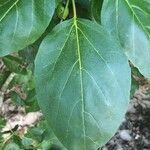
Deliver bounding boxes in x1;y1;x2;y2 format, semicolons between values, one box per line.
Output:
35;19;131;150
0;0;55;56
102;0;150;77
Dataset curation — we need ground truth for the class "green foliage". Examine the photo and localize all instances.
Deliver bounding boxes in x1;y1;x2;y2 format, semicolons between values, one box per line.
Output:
4;143;20;150
101;0;150;77
57;2;69;20
0;119;66;150
0;0;149;149
130;66;143;98
0;71;10;88
2;55;27;75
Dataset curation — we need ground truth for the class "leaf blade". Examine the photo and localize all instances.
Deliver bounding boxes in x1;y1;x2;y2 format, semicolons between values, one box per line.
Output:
35;19;131;150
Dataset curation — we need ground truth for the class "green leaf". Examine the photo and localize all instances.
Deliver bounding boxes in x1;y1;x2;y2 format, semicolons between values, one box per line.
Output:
130;76;138;98
2;55;27;75
22;137;33;149
12;69;35;91
35;19;131;150
0;0;55;56
4;143;20;150
101;0;150;77
130;66;142;98
0;71;10;88
0;117;5;129
24;89;40;112
27;120;67;150
11;91;25;106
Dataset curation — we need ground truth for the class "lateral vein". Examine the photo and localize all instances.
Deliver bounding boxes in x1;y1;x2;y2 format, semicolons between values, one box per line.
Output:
0;0;19;22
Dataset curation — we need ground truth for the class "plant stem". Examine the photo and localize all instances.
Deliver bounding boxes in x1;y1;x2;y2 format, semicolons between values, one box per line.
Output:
0;73;16;107
72;0;77;20
61;0;70;22
65;0;70;11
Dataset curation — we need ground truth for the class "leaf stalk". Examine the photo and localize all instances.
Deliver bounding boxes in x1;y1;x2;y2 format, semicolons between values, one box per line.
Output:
72;0;77;20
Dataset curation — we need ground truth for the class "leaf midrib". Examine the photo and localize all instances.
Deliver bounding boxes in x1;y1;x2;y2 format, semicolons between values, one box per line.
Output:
74;19;86;149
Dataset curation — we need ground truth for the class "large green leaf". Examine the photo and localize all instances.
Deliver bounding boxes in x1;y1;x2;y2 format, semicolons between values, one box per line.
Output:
101;0;150;77
35;19;131;150
0;0;55;56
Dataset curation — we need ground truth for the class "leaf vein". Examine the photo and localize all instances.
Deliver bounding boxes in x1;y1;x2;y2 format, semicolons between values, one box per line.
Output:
78;27;121;92
54;59;79;126
0;0;19;22
75;21;86;149
82;68;111;106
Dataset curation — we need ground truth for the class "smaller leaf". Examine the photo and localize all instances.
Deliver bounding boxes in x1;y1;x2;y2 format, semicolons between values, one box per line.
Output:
130;66;143;98
11;91;25;106
12;70;35;91
130;76;139;98
2;55;27;75
131;66;143;78
26;120;66;150
12;135;22;147
0;71;10;88
22;137;33;149
4;143;20;150
0;117;5;129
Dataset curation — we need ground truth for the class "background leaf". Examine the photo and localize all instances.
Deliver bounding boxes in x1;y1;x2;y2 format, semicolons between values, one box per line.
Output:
90;0;103;23
101;0;150;77
0;0;55;56
75;0;90;8
19;15;59;66
4;143;20;150
35;19;131;150
2;55;27;75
